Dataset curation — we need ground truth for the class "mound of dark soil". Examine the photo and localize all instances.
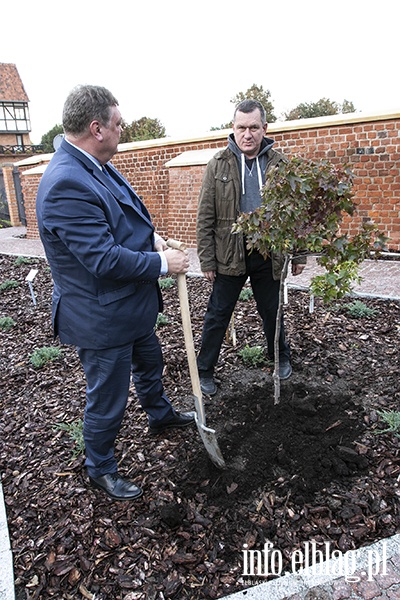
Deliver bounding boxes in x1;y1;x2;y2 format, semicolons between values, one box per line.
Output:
0;254;399;600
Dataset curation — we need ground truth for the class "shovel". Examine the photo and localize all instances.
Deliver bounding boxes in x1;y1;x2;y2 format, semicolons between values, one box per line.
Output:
166;239;226;469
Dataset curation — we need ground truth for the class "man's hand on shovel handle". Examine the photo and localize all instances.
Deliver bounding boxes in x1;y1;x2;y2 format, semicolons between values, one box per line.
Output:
164;248;189;274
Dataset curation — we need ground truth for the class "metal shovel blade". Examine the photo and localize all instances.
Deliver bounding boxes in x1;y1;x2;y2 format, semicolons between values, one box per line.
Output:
193;395;226;469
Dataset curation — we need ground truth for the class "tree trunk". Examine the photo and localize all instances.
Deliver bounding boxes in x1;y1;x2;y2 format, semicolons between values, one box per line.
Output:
273;254;291;404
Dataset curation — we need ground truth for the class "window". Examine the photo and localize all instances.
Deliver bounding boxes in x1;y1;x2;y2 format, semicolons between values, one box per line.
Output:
0;102;30;132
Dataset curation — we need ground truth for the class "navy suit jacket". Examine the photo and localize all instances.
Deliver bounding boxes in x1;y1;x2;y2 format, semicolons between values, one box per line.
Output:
36;138;162;349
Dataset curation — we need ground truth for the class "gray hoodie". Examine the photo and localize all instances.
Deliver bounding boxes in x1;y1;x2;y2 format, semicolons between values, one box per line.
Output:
228;133;275;213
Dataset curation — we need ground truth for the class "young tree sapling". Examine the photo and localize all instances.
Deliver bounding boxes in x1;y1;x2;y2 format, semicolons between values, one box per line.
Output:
232;156;387;403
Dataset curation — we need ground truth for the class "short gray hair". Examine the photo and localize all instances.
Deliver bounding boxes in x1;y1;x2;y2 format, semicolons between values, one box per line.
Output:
62;85;119;135
234;99;266;124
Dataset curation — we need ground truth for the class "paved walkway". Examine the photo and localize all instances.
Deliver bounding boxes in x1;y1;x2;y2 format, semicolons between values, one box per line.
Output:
0;226;399;600
3;226;399;299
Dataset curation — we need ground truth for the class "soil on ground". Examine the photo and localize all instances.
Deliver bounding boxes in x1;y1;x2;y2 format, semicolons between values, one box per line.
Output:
0;254;399;600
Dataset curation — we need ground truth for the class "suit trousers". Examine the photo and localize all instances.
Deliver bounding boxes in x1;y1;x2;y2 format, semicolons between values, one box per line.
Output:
77;330;174;478
197;251;290;378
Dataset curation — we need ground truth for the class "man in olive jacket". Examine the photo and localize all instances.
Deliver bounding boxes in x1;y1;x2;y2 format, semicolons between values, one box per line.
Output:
196;100;306;396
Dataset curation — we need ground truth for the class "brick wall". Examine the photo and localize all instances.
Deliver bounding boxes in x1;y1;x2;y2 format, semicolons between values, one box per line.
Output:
167;165;207;246
16;110;400;250
0;132;31;146
270;117;400;247
110;138;226;240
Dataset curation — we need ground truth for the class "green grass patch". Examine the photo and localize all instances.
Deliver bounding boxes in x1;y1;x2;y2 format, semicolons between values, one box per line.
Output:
0;280;20;291
345;300;377;318
239;288;254;301
155;313;169;328
376;410;400;437
54;419;85;458
238;344;266;367
14;256;36;266
159;277;175;290
0;316;16;331
30;346;63;368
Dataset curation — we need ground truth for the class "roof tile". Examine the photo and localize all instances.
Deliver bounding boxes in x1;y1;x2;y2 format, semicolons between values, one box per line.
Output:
0;63;29;102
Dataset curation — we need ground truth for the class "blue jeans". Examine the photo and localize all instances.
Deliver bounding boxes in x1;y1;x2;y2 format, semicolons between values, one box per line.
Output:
197;251;290;378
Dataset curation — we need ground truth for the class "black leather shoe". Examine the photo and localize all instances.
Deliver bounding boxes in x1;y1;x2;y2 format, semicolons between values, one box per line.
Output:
200;377;217;396
149;411;195;435
279;360;293;380
89;472;143;501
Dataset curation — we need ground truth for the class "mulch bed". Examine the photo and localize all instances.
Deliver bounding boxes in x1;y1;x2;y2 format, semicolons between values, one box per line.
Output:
0;253;399;600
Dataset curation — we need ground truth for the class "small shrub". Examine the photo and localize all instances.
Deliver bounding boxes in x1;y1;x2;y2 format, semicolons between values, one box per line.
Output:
155;313;169;328
238;344;266;367
30;346;62;368
346;300;377;318
0;280;20;291
159;277;175;290
239;288;254;301
376;410;400;437
54;419;85;457
0;316;16;331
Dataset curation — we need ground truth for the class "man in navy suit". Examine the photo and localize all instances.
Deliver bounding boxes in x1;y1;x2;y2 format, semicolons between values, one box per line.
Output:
36;85;194;501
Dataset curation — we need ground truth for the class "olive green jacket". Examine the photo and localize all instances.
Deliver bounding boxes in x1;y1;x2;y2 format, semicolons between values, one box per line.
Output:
196;145;306;280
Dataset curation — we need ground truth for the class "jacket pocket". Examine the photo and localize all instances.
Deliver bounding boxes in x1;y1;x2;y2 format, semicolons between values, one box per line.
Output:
215;224;241;268
98;282;137;306
215;172;237;211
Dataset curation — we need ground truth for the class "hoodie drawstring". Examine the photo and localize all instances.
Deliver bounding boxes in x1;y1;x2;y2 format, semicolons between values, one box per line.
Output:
241;154;246;196
256;156;263;191
241;154;263;196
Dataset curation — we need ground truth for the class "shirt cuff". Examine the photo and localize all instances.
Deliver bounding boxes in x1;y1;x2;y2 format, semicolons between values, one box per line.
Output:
158;251;168;275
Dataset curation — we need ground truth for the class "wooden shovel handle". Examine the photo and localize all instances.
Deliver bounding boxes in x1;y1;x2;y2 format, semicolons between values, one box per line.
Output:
166;238;187;252
166;239;205;424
